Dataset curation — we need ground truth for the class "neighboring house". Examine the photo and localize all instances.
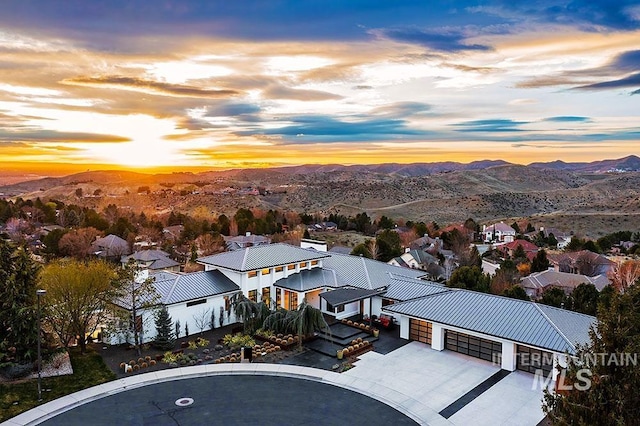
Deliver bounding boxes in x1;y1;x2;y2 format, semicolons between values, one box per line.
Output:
121;249;181;273
223;232;271;251
482;259;500;276
548;250;616;277
498;239;539;261
92;234;131;259
384;290;596;382
308;221;338;232
521;270;610;299
388;249;445;280
162;225;184;241
108;270;241;345
482;222;516;243
328;245;352;255
408;235;440;251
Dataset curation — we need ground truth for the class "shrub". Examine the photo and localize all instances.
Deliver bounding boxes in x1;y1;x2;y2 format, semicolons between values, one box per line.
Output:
149;360;157;366
188;341;198;350
119;362;126;370
141;362;148;368
0;363;34;380
222;333;255;349
162;352;179;364
133;364;140;371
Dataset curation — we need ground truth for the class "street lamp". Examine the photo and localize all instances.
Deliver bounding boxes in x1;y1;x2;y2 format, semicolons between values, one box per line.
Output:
36;289;46;402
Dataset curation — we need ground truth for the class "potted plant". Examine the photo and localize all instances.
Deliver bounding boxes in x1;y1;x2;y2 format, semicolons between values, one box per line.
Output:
337;349;344;360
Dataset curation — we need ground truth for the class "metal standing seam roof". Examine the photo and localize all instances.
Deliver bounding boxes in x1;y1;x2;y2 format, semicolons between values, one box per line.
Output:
274;268;341;292
383;290;596;354
152;270;240;305
321;252;426;290
383;274;449;301
196;243;330;271
319;288;387;306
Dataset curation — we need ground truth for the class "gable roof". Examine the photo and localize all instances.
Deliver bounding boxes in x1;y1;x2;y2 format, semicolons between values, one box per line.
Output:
152;270;240;305
501;240;539;252
383;274;449;301
122;249;180;270
197;243;329;272
384;289;596;354
548;250;616;267
484;223;516;234
521;270;610;292
321;251;426;290
319;288;387;306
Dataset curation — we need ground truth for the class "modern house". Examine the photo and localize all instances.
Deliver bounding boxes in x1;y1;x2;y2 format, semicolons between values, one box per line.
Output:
108;269;241;345
107;241;596;382
520;270;610;299
383;290;596;381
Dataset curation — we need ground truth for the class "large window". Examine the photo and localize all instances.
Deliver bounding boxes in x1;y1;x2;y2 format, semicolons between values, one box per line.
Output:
409;319;432;344
289;292;298;310
445;330;501;362
248;290;257;302
276;289;281;307
224;295;230;313
262;287;270;303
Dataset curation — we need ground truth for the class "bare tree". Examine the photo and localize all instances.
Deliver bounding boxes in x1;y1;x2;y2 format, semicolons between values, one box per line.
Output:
193;307;211;335
608;260;640;293
367;239;381;260
59;227;102;259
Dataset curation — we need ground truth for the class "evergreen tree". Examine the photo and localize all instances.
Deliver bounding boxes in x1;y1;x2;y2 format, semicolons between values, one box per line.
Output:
0;243;40;366
568;283;599;316
502;285;529;301
448;266;491;293
540;287;567;308
153;306;175;350
175;319;181;339
543;281;640;424
531;249;550;273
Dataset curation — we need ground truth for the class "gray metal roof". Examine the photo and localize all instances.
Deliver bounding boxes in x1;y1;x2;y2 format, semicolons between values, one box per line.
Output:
152;270;240;305
321;252;426;290
274;268;340;292
383;274;449;301
319;288;386;306
384;290;596;354
521;270;610;292
197;243;329;271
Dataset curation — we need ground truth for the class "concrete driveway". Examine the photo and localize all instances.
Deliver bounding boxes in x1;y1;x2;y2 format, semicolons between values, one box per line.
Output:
342;341;547;425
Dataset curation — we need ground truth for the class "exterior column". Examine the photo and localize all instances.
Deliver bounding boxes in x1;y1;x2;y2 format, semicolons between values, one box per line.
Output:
431;324;445;351
399;316;409;340
501;342;517;371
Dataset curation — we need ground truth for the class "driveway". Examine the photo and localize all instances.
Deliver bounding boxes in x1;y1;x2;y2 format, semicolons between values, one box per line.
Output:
342;341;547;425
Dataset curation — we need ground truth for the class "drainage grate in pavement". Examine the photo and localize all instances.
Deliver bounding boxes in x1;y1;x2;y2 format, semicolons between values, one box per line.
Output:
438;369;511;419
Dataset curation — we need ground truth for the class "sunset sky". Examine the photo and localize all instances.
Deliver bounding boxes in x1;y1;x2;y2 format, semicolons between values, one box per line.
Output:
0;1;639;173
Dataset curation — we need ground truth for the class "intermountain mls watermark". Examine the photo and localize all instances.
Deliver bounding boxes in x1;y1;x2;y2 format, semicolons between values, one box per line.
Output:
492;352;638;391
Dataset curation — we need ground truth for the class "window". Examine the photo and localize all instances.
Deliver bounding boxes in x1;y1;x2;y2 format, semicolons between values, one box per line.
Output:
289;292;298;310
248;271;258;278
275;266;284;273
336;304;345;313
311;260;319;266
276;289;281;307
287;264;295;270
248;290;257;302
187;299;206;307
262;287;270;303
262;268;271;275
382;298;395;307
224;296;230;312
300;262;308;268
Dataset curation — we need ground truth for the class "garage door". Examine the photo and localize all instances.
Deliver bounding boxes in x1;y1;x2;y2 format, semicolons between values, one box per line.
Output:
409;319;432;345
516;345;554;375
445;330;501;362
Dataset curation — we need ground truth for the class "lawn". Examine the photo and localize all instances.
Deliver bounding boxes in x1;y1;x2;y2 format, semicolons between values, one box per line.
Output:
0;348;116;422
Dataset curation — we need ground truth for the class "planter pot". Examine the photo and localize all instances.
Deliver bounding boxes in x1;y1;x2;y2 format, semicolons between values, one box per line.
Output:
337;350;343;360
373;329;379;338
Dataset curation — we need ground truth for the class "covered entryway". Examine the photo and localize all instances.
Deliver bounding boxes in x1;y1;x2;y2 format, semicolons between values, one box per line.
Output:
409;319;432;345
445;330;501;362
319;287;386;320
